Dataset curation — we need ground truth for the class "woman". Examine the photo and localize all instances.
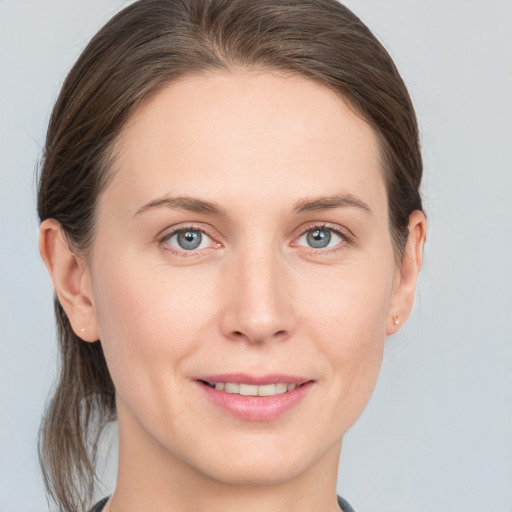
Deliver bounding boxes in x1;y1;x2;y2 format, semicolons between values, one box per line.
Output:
37;0;426;511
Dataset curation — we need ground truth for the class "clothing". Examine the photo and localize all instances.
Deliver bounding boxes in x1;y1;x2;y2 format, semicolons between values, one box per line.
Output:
91;495;357;512
337;495;357;512
90;497;109;512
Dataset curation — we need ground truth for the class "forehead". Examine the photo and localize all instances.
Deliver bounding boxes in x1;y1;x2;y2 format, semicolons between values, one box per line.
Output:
105;70;386;217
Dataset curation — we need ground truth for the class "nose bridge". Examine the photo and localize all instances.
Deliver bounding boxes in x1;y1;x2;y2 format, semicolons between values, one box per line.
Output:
220;239;293;344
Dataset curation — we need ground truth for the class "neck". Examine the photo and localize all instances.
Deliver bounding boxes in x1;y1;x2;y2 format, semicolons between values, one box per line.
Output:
108;403;343;512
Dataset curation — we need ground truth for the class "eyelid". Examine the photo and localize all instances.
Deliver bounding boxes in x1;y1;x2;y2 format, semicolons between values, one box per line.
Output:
297;221;353;240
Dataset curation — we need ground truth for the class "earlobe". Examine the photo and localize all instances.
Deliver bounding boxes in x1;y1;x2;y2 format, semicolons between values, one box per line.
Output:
386;210;427;336
39;219;99;342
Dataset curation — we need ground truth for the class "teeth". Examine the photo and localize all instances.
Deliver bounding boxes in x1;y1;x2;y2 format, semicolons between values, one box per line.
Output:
275;383;287;394
210;382;301;396
224;383;239;394
239;383;258;396
258;384;276;396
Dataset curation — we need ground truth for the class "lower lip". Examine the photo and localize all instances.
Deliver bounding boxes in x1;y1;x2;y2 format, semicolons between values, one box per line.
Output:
197;381;314;422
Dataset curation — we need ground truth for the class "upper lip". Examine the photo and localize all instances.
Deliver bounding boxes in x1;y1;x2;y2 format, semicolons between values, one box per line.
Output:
196;373;312;386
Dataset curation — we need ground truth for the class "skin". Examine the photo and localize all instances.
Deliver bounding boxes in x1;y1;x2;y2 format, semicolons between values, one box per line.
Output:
40;70;426;512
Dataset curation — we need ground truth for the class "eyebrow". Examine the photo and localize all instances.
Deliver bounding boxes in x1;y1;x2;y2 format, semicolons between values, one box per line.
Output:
292;193;372;215
134;192;371;218
134;196;226;217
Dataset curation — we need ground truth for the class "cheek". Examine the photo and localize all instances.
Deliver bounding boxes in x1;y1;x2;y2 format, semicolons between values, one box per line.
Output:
90;254;218;408
299;258;393;341
297;260;393;411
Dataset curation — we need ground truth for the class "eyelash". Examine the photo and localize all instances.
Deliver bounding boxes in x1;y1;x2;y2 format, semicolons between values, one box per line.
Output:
158;223;352;258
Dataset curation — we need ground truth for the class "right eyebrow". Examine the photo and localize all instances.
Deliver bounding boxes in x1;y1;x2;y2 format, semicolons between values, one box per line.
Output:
133;195;227;217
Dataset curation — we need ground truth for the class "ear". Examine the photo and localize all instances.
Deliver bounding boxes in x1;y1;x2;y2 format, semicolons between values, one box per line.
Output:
386;210;427;335
39;219;99;342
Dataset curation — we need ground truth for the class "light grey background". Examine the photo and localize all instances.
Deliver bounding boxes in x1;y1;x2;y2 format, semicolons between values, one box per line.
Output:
1;1;511;511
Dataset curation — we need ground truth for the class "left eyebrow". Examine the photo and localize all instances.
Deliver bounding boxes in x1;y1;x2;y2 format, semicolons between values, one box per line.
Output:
292;193;372;215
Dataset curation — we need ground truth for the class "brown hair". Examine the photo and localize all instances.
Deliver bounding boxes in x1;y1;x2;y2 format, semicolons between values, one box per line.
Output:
37;0;423;510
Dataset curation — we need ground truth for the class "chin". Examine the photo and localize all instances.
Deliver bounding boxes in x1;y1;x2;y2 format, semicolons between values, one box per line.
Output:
199;460;311;487
182;434;339;487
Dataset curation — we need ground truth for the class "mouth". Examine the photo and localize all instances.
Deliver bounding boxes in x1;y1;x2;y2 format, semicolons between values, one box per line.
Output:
195;374;314;421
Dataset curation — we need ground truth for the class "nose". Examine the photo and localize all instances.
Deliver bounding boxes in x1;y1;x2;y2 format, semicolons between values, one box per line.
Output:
219;246;295;345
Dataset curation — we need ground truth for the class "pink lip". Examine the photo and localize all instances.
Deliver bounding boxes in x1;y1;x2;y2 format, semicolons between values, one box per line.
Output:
195;374;314;422
198;373;309;385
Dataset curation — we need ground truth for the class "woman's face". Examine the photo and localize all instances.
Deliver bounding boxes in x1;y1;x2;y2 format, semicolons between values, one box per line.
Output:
84;70;410;485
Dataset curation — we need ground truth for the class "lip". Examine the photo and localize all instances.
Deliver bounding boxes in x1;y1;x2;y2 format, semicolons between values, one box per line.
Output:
195;373;314;422
197;373;309;386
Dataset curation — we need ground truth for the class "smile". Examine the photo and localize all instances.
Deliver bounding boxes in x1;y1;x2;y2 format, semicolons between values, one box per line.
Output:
196;375;314;421
202;381;301;396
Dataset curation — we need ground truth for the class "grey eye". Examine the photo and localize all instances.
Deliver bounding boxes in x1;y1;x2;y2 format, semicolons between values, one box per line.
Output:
306;228;331;248
163;227;216;254
297;226;343;251
177;229;203;250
